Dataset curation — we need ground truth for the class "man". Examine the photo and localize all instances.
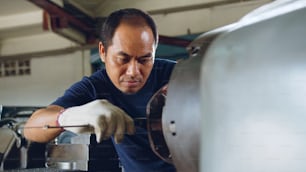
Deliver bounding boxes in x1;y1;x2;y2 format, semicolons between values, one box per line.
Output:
24;8;176;172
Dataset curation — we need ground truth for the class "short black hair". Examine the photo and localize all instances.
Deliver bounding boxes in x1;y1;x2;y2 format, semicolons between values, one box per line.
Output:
99;8;158;53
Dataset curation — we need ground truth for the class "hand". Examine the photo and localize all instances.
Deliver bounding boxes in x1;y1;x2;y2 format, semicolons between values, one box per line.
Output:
58;99;135;143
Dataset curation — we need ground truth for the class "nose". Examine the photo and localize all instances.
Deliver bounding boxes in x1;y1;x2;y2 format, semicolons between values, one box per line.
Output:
126;60;140;77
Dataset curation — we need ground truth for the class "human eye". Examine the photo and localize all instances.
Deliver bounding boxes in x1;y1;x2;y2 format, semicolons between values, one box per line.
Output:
116;57;128;64
116;52;131;64
138;57;152;65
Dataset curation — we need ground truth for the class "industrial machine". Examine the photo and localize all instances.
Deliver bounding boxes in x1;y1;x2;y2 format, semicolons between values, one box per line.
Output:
0;106;46;170
153;0;306;172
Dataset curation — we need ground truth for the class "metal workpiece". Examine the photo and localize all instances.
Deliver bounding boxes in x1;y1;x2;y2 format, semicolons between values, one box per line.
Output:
199;1;306;172
163;54;202;172
45;143;89;171
161;1;306;172
46;133;121;172
161;20;234;172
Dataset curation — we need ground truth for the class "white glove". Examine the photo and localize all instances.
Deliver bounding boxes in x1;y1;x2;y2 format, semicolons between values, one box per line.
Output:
58;99;135;143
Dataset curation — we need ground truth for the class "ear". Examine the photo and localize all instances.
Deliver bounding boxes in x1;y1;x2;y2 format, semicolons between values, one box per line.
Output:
99;42;106;62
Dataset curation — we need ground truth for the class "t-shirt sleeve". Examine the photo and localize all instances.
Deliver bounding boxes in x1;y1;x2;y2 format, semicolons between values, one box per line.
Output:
51;76;96;108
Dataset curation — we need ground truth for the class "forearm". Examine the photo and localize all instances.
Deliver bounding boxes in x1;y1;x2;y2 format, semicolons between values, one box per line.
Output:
23;105;64;143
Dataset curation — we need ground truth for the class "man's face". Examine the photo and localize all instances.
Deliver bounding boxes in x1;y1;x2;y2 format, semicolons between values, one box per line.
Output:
99;21;156;94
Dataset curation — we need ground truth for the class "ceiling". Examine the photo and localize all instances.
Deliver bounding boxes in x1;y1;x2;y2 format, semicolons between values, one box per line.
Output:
0;0;273;59
0;0;39;16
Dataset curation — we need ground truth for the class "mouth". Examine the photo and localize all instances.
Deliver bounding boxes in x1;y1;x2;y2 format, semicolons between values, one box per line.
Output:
122;80;141;88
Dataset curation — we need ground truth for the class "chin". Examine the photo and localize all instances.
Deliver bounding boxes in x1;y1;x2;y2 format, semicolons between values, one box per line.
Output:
121;88;141;95
123;91;138;95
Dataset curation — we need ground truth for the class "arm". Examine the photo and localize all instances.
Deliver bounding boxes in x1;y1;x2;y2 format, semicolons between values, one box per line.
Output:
24;100;135;143
23;105;64;143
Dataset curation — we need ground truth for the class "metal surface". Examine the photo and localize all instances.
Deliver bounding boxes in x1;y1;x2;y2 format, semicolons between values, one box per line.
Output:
22;124;90;129
45;144;88;171
0;128;18;170
161;23;235;172
22;117;146;130
46;134;121;172
161;1;306;172
162;54;202;172
199;1;306;172
0;105;2;118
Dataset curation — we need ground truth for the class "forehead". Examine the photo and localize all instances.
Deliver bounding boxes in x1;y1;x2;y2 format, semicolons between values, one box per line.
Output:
113;17;153;40
120;16;147;26
112;21;154;45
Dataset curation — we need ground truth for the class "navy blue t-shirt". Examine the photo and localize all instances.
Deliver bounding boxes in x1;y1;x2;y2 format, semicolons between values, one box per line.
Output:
52;58;176;172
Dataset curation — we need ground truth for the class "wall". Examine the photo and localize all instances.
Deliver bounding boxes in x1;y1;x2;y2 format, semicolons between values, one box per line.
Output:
0;50;91;106
152;0;272;36
94;0;273;36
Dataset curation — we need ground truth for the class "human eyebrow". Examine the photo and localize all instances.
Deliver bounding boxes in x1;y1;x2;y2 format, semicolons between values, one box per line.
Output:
138;53;153;59
137;53;153;64
117;51;132;58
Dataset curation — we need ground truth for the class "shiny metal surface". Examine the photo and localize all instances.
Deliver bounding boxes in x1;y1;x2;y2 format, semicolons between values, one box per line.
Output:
22;124;90;129
162;56;202;172
46;144;88;171
162;24;233;172
0;128;18;170
199;1;306;171
161;1;306;172
46;134;122;172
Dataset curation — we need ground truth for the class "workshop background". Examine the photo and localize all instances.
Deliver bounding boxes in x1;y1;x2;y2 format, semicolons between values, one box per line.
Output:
0;0;272;106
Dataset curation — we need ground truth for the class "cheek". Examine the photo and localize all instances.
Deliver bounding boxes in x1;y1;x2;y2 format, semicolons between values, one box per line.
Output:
109;68;125;81
107;58;124;73
105;62;124;82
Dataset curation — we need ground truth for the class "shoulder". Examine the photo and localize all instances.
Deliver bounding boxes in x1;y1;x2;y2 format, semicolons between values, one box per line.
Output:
152;58;176;74
51;69;108;107
70;69;105;89
146;58;176;90
88;69;106;81
79;69;109;87
154;58;176;67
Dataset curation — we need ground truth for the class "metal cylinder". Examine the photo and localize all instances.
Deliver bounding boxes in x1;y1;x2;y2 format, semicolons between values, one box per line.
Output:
161;1;306;172
200;2;306;172
161;24;233;171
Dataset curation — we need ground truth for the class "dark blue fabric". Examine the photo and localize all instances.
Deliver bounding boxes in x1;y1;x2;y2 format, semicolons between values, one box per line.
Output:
52;58;176;172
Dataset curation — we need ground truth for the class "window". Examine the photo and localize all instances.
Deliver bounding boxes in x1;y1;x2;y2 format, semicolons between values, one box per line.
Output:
0;59;31;77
